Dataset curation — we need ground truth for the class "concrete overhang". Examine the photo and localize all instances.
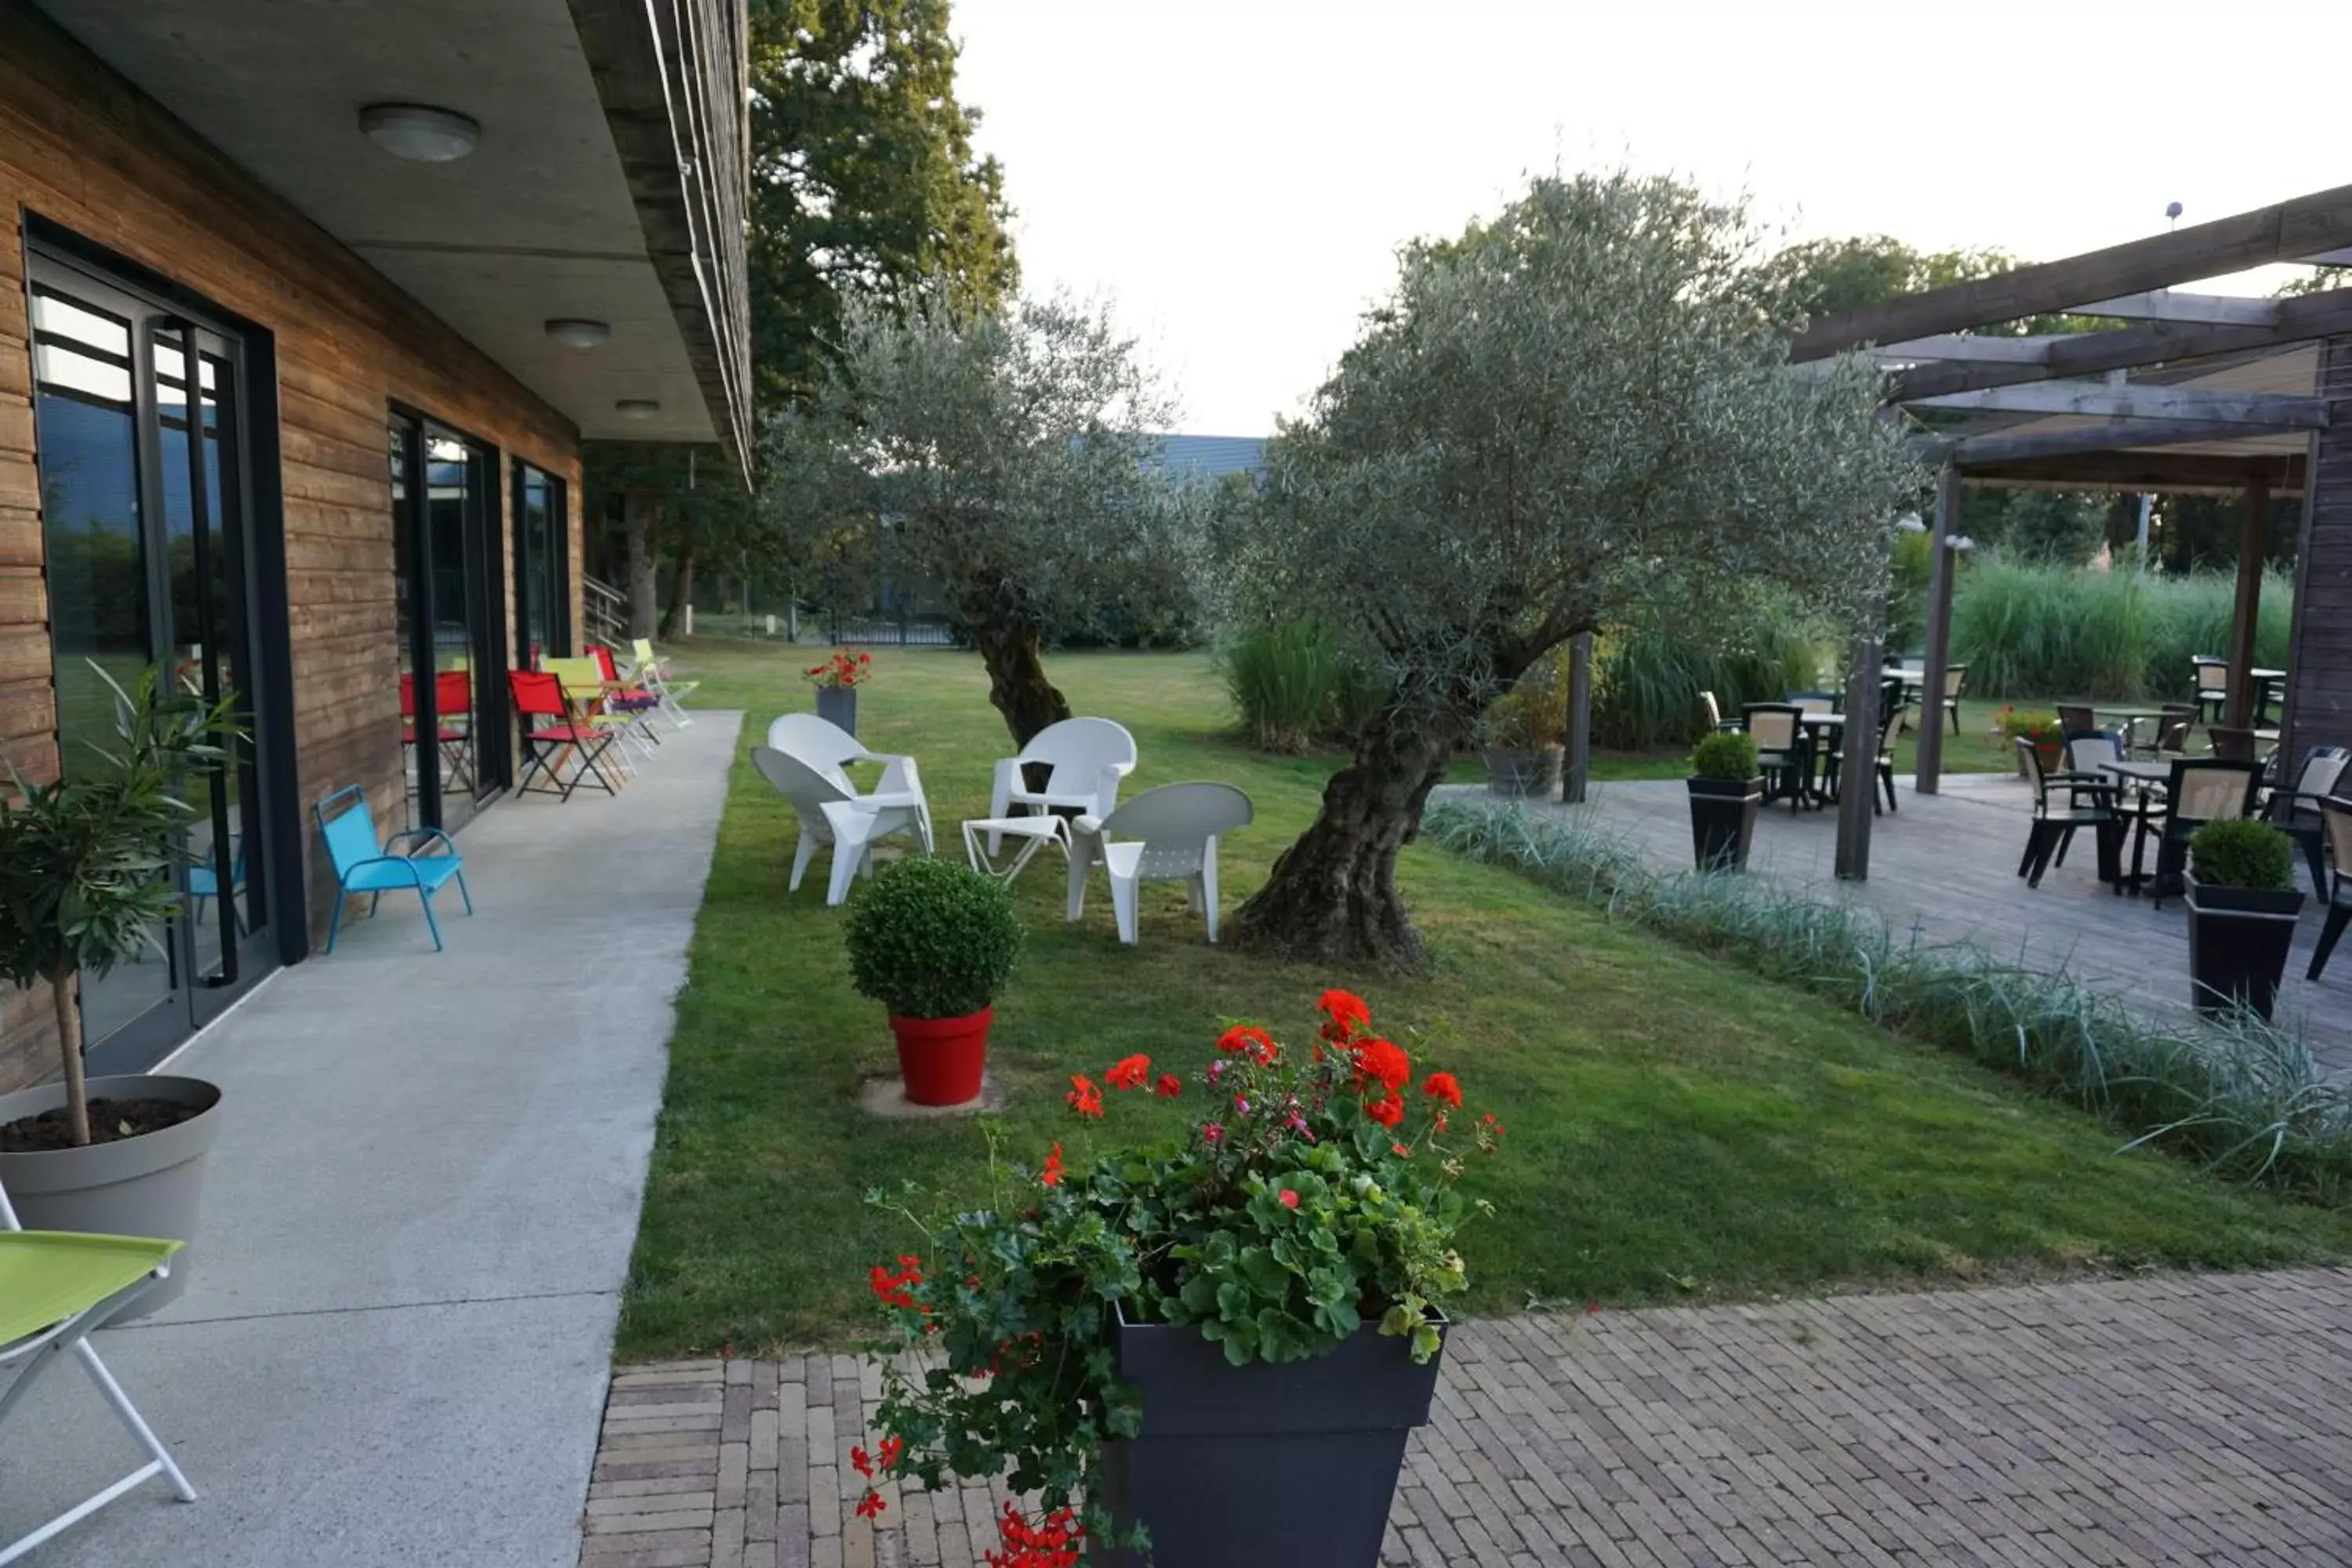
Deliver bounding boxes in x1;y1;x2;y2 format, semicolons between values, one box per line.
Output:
34;0;751;470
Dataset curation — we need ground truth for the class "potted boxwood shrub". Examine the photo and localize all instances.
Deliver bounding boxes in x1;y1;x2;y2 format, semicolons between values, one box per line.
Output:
851;989;1501;1567
804;647;872;735
0;666;240;1311
1686;729;1762;871
2183;818;2304;1021
1478;662;1565;798
844;856;1023;1106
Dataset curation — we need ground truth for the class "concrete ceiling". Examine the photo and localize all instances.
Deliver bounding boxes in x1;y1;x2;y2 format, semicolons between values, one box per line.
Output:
37;0;718;444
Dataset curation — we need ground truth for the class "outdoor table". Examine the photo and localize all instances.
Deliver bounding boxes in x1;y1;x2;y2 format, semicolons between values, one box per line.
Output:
960;813;1069;885
2092;704;2166;752
2251;667;2287;727
2102;759;2173;893
1798;713;1845;803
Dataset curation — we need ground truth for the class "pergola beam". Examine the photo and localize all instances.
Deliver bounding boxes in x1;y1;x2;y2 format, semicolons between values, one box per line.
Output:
2069;290;2279;327
1791;183;2352;359
1867;334;2055;365
1887;288;2352;401
1936;417;2305;466
1962;450;2303;494
1908;383;2328;427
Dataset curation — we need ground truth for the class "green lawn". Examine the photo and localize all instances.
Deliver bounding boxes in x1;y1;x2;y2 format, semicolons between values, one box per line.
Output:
618;642;2352;1358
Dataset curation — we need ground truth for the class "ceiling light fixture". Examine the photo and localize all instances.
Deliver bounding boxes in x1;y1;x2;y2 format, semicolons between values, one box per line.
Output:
360;103;481;163
615;399;662;420
546;318;612;350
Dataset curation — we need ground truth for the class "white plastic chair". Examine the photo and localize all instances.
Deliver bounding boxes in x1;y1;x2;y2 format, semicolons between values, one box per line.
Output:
1066;782;1252;946
1;1172;197;1565
988;718;1138;855
751;736;934;906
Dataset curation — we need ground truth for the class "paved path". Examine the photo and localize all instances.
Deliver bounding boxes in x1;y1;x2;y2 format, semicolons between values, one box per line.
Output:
585;1266;2352;1566
2;714;740;1567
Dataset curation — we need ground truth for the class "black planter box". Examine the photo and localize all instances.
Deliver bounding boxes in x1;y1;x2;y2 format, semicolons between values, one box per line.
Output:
1686;775;1763;871
1485;744;1563;800
1098;1305;1446;1568
2183;873;2305;1021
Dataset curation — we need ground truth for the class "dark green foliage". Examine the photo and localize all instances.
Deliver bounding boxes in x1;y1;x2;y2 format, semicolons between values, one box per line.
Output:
2190;820;2297;893
844;857;1024;1018
1689;731;1759;780
1951;556;2293;700
1218;622;1389;753
1592;623;1821;751
1961;490;2109;567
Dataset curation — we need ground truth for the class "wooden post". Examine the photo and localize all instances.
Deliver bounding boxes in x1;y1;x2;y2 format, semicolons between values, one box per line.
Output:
1563;632;1593;804
2278;431;2325;775
1912;464;1961;794
1835;621;1885;881
2223;471;2269;728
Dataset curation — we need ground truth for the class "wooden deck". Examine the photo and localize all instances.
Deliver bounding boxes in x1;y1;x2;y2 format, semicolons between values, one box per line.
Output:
1467;770;2351;1073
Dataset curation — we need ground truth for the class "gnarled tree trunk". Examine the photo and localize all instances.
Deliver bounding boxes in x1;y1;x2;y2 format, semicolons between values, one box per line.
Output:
624;492;660;639
1232;702;1467;971
963;608;1071;748
659;544;696;638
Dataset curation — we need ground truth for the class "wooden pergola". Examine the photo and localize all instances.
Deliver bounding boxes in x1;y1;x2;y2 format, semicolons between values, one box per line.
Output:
1779;184;2352;877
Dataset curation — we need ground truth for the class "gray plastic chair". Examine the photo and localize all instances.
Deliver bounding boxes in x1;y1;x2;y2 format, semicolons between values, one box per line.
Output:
1066;782;1253;946
750;740;932;906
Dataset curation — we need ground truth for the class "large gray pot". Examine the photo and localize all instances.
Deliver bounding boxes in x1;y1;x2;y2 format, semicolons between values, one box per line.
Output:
0;1073;223;1317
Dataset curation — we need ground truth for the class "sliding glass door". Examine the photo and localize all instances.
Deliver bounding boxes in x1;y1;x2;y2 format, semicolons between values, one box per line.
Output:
390;414;506;831
514;461;569;666
30;250;284;1063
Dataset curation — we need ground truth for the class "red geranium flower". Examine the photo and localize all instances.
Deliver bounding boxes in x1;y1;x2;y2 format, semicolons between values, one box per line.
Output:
1216;1024;1277;1065
1065;1074;1104;1119
1364;1091;1405;1128
1421;1071;1463;1108
1316;989;1370;1041
1040;1142;1065;1188
1278;1189;1299;1210
856;1490;887;1519
1352;1037;1411;1094
878;1436;902;1471
1105;1054;1151;1091
1155;1072;1181;1098
868;1254;923;1309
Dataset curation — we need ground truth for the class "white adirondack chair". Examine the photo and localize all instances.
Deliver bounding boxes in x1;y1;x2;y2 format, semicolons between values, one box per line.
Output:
751;730;933;906
1066;782;1253;946
989;717;1138;855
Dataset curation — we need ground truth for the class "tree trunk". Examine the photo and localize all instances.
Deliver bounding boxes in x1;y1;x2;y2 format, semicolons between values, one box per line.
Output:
49;964;90;1147
966;615;1072;747
624;492;659;638
1232;702;1464;971
659;546;697;638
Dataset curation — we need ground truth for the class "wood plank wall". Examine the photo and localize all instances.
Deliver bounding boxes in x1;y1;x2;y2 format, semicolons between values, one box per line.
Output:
0;11;587;1091
2283;336;2352;779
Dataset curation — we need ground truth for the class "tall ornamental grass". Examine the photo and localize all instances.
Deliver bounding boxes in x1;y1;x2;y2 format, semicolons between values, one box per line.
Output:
1950;556;2293;700
1424;796;2352;1197
1217;621;1386;752
1592;624;1823;750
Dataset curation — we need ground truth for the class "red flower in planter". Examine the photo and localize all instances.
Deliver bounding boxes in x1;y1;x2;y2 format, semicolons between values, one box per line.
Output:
1216;1024;1277;1064
856;1490;887;1519
1363;1091;1405;1129
868;1254;922;1309
1316;989;1370;1040
1105;1053;1151;1090
985;1504;1083;1568
1352;1036;1411;1094
1421;1072;1463;1108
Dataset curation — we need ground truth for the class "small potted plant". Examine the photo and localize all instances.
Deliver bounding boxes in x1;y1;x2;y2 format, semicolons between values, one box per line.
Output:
844;856;1022;1106
1686;729;1762;871
851;990;1499;1567
1478;660;1565;799
0;666;240;1311
2183;818;2304;1020
1992;706;2063;776
805;648;873;735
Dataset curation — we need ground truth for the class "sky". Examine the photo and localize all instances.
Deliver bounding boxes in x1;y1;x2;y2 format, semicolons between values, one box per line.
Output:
952;0;2352;437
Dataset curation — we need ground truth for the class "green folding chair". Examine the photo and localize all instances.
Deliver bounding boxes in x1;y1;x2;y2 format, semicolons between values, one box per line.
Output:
0;1174;195;1563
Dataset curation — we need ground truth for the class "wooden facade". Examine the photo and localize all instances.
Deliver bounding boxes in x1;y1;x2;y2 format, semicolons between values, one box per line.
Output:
2283;336;2352;776
0;13;586;1091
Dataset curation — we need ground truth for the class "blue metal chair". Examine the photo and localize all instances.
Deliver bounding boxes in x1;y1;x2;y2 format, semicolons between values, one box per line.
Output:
190;840;245;936
311;786;473;953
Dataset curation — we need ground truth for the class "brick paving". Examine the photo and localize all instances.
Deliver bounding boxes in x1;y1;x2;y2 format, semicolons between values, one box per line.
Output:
581;1267;2352;1566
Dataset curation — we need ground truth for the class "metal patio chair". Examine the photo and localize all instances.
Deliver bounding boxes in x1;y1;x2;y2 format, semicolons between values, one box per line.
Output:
2263;745;2350;894
313;785;473;953
2192;657;2229;725
510;669;621;800
1742;702;1807;812
2147;758;2266;909
2307;797;2352;982
2016;737;2122;890
0;1174;195;1566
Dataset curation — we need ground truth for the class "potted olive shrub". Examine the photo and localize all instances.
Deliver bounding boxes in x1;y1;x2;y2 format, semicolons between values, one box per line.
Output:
0;667;240;1310
1479;662;1566;799
851;990;1500;1566
1686;729;1762;871
844;856;1023;1105
2183;818;2304;1020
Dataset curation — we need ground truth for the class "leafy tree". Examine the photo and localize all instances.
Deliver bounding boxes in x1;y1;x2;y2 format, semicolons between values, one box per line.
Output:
1219;172;1918;968
1961;488;2107;565
1759;235;2112;337
763;295;1200;743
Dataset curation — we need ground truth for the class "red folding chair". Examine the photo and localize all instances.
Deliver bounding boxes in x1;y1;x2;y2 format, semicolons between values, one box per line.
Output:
401;671;474;792
510;669;619;800
586;644;665;733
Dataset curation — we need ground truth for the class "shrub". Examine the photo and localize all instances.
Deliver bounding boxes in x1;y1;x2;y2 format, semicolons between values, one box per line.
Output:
1951;554;2293;700
1479;649;1570;750
1689;731;1759;779
1422;796;2352;1196
2190;820;2297;892
1218;620;1388;752
844;858;1024;1018
1592;621;1821;751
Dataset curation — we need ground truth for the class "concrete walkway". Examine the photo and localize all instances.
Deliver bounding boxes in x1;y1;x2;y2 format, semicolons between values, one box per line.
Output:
2;713;739;1567
586;1265;2352;1567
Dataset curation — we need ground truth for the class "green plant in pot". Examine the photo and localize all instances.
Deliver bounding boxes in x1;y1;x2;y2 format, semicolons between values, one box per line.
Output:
850;989;1501;1568
1686;728;1762;872
844;856;1023;1106
2183;817;2303;1021
1478;655;1566;799
0;666;242;1308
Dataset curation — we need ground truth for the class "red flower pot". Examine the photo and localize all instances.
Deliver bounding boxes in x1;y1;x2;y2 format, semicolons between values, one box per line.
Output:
887;1007;993;1105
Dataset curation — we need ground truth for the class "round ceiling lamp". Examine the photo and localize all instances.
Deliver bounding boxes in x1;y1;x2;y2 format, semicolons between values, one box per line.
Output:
615;398;662;420
546;318;612;350
360;103;481;163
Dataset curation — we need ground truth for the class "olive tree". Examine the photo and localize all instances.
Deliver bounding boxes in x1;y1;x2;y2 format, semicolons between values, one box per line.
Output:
1221;171;1921;968
763;294;1185;745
